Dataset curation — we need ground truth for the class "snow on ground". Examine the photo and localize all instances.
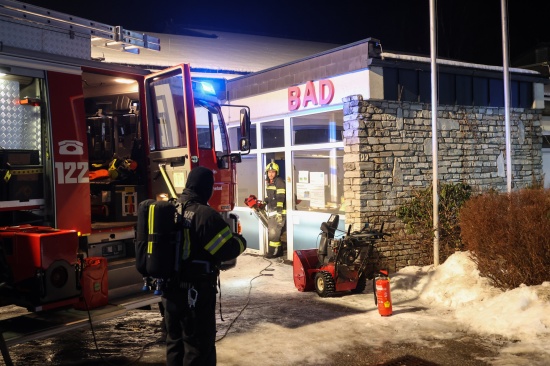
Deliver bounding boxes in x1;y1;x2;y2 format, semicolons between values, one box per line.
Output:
215;251;550;366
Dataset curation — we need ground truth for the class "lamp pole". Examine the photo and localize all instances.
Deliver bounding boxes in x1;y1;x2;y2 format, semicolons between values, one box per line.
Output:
430;0;440;266
501;0;512;193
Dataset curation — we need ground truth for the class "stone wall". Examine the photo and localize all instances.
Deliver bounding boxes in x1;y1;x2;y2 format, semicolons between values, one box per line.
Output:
343;95;543;271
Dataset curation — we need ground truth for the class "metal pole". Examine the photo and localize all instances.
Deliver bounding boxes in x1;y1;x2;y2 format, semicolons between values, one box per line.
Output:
501;0;512;193
430;0;439;266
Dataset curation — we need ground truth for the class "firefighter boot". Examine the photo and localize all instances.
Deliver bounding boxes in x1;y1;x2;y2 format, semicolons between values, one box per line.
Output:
265;245;283;259
264;245;275;258
272;246;283;258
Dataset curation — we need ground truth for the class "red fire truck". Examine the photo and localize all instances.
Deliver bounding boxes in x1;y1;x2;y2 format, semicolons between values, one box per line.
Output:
0;0;251;312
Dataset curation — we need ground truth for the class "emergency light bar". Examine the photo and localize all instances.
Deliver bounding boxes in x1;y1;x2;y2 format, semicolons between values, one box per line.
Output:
195;81;216;95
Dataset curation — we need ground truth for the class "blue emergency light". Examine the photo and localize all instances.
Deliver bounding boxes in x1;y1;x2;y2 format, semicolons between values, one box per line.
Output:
196;81;216;95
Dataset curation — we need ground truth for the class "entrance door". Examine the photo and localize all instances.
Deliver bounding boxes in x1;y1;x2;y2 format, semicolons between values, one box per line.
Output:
261;152;286;254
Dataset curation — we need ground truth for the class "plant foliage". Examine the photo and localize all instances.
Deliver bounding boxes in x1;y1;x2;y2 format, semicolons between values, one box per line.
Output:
396;182;472;259
459;188;550;289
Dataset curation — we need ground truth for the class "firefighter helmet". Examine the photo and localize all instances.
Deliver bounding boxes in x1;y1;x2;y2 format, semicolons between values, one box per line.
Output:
265;162;279;175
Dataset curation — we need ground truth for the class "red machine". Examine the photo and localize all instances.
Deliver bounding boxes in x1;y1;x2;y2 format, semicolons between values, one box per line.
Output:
293;214;387;297
0;225;80;311
0;1;251;310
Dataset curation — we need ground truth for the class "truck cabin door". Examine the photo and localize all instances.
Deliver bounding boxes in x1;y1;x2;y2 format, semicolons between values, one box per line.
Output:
144;65;234;209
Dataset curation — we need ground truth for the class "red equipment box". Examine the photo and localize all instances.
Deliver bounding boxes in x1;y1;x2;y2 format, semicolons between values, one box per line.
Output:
0;225;80;311
74;257;108;310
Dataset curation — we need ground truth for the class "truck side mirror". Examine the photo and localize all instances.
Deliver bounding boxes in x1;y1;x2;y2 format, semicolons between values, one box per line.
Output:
239;108;251;153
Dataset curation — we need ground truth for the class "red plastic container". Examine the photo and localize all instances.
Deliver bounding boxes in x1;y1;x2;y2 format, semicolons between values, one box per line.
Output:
74;257;109;310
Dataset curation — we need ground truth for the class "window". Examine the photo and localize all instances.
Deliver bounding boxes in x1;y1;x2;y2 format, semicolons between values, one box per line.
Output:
261;119;284;148
235;153;258;207
195;101;228;155
195;104;212;149
293;148;344;213
398;69;418;102
291;111;343;145
382;66;535;108
147;73;187;151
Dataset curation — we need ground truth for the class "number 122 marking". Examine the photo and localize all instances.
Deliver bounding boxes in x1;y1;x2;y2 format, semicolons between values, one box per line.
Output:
55;162;89;184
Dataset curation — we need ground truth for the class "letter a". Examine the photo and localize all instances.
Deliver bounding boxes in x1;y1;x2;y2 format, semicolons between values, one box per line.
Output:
302;81;318;108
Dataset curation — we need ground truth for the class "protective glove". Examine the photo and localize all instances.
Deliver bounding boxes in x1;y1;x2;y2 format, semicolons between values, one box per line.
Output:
276;213;284;224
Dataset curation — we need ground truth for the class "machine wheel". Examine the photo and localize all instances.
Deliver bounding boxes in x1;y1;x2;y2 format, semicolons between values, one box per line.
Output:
314;271;335;297
351;274;367;294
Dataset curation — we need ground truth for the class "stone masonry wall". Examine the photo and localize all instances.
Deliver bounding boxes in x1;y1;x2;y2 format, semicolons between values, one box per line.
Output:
343;95;543;272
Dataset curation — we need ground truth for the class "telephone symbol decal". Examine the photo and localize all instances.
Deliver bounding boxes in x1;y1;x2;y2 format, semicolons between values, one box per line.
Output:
59;140;84;155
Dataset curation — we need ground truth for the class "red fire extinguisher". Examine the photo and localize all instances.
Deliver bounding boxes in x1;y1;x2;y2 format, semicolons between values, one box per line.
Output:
374;270;392;316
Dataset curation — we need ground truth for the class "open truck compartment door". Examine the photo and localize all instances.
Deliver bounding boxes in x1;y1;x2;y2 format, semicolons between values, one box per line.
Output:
144;64;241;212
144;64;193;199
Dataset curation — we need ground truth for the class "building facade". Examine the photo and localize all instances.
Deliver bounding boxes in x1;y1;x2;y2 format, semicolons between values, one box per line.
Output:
224;38;546;270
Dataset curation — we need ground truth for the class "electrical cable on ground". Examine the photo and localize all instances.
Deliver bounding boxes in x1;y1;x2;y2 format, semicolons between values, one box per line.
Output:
79;254;277;362
215;256;275;342
82;297;165;366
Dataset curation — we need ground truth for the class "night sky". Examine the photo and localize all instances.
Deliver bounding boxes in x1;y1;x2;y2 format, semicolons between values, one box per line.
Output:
18;0;550;66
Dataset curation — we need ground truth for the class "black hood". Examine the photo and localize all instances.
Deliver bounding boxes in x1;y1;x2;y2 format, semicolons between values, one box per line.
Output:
183;166;214;204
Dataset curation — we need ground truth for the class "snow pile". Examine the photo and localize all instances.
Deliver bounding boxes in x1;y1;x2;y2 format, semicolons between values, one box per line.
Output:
392;251;550;342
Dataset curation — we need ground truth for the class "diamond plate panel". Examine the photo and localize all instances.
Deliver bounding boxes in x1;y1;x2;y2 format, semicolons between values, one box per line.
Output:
43;30;90;59
0;19;43;52
0;80;41;154
0;19;90;59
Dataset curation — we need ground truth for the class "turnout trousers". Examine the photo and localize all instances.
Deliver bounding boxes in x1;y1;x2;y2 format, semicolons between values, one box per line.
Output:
161;280;217;366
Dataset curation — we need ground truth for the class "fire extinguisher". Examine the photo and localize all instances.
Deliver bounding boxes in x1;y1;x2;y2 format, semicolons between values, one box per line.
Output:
373;269;392;316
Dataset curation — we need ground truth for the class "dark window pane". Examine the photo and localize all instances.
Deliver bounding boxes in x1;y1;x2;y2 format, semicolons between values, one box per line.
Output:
419;71;431;103
473;77;489;106
456;75;472;106
519;81;533;108
439;73;456;105
399;69;418;102
261;120;284;148
511;80;519;107
489;79;504;107
383;68;398;101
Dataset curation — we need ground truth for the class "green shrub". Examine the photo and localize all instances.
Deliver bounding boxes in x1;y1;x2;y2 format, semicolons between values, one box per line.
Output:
396;182;471;260
459;189;550;289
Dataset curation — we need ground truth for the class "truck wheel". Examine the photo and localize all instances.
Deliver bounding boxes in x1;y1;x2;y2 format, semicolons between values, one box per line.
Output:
351;274;367;294
314;271;335;297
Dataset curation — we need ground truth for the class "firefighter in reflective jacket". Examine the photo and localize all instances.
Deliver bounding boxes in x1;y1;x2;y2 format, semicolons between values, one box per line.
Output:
162;166;246;366
264;161;286;258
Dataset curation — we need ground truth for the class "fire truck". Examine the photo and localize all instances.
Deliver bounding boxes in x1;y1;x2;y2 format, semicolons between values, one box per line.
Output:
0;0;251;314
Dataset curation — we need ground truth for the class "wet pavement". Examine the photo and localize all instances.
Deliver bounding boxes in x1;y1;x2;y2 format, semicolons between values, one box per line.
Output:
0;253;546;365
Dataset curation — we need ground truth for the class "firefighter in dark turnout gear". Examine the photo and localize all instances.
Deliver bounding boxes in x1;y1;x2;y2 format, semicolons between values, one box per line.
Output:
264;161;286;258
161;167;246;366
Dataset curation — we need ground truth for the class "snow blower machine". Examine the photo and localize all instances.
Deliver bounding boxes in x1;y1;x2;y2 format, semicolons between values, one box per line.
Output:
293;214;387;297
